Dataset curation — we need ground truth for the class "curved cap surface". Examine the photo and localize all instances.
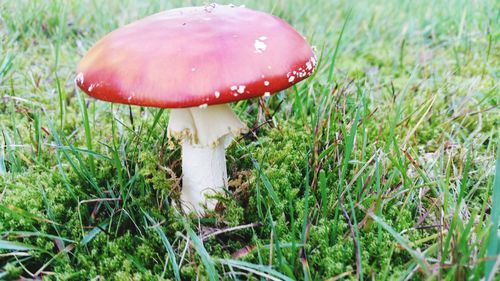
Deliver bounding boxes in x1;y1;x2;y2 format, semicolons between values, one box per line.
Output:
76;4;316;108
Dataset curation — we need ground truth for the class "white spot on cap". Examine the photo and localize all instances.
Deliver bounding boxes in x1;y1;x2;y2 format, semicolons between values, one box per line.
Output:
199;103;208;108
214;91;220;98
254;39;267;53
230;85;238;91
263;92;271;97
267;65;272;69
261;74;265;78
288;76;295;82
259;36;267;40
191;68;196;72
204;3;216;12
237;85;246;94
88;84;94;92
128;96;133;102
264;81;270;86
76;72;84;84
306;61;313;70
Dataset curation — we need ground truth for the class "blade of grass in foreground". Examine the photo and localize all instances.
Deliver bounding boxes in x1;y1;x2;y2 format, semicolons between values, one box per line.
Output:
53;3;66;130
0;53;15;83
442;149;472;263
0;132;6;175
144;213;181;281
485;140;500;279
0;240;33;251
80;220;109;246
327;8;351;82
369;213;431;276
219;259;295;281
2;129;21;173
251;156;278;202
332;109;360;240
300;156;312;281
184;221;218;281
77;92;96;176
0;231;75;243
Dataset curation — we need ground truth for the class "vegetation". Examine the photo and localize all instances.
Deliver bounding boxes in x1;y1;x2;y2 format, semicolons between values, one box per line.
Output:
1;0;498;280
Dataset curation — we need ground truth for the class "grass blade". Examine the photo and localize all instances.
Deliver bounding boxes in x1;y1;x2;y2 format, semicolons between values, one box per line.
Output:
369;213;431;276
251;157;278;202
485;140;500;279
219;259;295;281
0;53;15;83
184;221;218;280
327;8;351;82
80;220;109;246
0;240;33;251
77;91;96;176
144;213;181;281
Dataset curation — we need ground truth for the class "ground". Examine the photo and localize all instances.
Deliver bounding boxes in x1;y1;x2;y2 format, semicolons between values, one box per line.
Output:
0;0;499;280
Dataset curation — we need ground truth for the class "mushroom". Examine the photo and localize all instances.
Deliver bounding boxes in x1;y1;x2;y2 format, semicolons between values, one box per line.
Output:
75;4;316;215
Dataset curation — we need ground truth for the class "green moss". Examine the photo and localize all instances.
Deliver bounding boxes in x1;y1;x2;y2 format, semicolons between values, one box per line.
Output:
138;150;175;197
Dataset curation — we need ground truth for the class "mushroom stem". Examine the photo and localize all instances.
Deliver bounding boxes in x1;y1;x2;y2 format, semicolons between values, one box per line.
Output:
167;104;248;215
180;138;227;214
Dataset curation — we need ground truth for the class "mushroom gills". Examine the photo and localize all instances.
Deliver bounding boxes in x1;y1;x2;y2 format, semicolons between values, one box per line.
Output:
168;104;247;147
167;103;248;214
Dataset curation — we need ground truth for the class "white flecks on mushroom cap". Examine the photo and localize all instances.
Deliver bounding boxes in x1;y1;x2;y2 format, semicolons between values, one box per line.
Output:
127;91;136;103
237;85;246;94
87;82;102;93
198;103;208;109
263;92;271;97
282;54;318;85
254;39;267;53
204;2;216;12
76;72;84;84
264;81;270;86
306;61;313;70
214;91;220;98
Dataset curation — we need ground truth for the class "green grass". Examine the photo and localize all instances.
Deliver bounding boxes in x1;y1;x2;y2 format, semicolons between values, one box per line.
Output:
1;0;499;280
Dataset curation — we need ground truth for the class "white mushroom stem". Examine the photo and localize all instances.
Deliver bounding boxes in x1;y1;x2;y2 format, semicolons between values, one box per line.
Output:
167;104;248;215
181;139;227;213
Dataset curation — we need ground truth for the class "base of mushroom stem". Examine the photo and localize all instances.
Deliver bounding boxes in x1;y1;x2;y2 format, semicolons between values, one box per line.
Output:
180;139;228;215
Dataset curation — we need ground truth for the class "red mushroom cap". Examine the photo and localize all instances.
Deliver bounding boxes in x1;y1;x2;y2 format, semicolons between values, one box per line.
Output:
76;4;316;108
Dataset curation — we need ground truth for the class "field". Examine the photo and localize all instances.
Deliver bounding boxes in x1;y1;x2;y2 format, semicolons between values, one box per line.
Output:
0;0;499;280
